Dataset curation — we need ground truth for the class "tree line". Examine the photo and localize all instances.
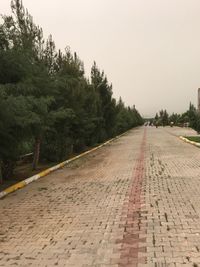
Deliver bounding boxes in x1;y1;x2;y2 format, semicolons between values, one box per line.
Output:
154;103;200;131
0;0;143;182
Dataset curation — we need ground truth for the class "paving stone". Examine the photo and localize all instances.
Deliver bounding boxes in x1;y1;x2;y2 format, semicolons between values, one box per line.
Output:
1;126;200;266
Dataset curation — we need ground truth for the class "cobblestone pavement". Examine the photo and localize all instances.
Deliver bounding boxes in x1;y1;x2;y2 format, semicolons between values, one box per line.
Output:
1;126;200;267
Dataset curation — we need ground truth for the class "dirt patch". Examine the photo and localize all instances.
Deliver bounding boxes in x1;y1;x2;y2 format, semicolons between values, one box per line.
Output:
0;162;55;191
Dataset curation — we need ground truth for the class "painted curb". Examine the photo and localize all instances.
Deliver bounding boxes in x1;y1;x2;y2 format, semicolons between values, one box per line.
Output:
0;129;133;199
179;136;200;148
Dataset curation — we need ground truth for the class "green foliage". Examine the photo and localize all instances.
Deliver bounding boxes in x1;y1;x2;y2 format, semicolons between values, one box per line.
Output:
154;110;169;126
0;0;143;181
154;103;200;133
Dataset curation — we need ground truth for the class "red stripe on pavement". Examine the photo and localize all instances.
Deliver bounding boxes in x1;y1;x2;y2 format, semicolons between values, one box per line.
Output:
117;128;147;267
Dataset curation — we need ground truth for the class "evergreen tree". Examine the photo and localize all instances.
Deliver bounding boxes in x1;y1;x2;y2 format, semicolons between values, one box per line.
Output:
0;0;143;182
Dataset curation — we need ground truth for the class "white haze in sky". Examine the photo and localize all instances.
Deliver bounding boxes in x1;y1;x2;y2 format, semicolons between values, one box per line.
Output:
1;0;200;117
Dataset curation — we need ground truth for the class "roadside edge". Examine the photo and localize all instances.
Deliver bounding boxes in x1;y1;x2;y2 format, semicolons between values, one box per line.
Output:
0;128;134;199
179;136;200;148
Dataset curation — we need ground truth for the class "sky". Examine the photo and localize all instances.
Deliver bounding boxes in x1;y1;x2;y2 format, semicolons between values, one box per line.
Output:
1;0;200;117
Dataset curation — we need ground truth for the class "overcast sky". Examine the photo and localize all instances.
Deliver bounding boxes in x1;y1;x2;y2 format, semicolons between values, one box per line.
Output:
1;0;200;117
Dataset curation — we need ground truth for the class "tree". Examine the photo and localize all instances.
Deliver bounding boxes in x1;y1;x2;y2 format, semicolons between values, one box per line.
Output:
0;0;144;182
91;62;117;141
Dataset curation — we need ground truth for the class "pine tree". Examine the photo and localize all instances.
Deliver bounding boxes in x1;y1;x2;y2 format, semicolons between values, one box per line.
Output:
0;0;144;182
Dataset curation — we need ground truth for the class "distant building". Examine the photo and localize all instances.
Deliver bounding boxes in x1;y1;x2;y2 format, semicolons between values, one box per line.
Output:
198;88;200;112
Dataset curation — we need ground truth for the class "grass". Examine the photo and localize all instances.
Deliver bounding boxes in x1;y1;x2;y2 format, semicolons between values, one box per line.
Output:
185;136;200;143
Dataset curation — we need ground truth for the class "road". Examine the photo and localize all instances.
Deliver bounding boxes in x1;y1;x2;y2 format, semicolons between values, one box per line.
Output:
0;126;200;267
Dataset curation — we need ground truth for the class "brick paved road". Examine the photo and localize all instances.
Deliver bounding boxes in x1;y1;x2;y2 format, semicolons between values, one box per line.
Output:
1;126;200;267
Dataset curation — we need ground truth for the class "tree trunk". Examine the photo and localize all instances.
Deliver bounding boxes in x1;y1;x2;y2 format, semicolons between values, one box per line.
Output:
32;137;41;170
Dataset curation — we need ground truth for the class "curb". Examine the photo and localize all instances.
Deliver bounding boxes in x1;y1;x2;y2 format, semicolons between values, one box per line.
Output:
0;129;132;199
179;136;200;148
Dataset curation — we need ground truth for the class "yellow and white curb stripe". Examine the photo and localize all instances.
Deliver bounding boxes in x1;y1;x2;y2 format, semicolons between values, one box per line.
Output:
179;136;200;148
0;129;132;199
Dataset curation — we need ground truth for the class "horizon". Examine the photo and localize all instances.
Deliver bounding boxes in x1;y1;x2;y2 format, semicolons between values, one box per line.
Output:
1;0;200;117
